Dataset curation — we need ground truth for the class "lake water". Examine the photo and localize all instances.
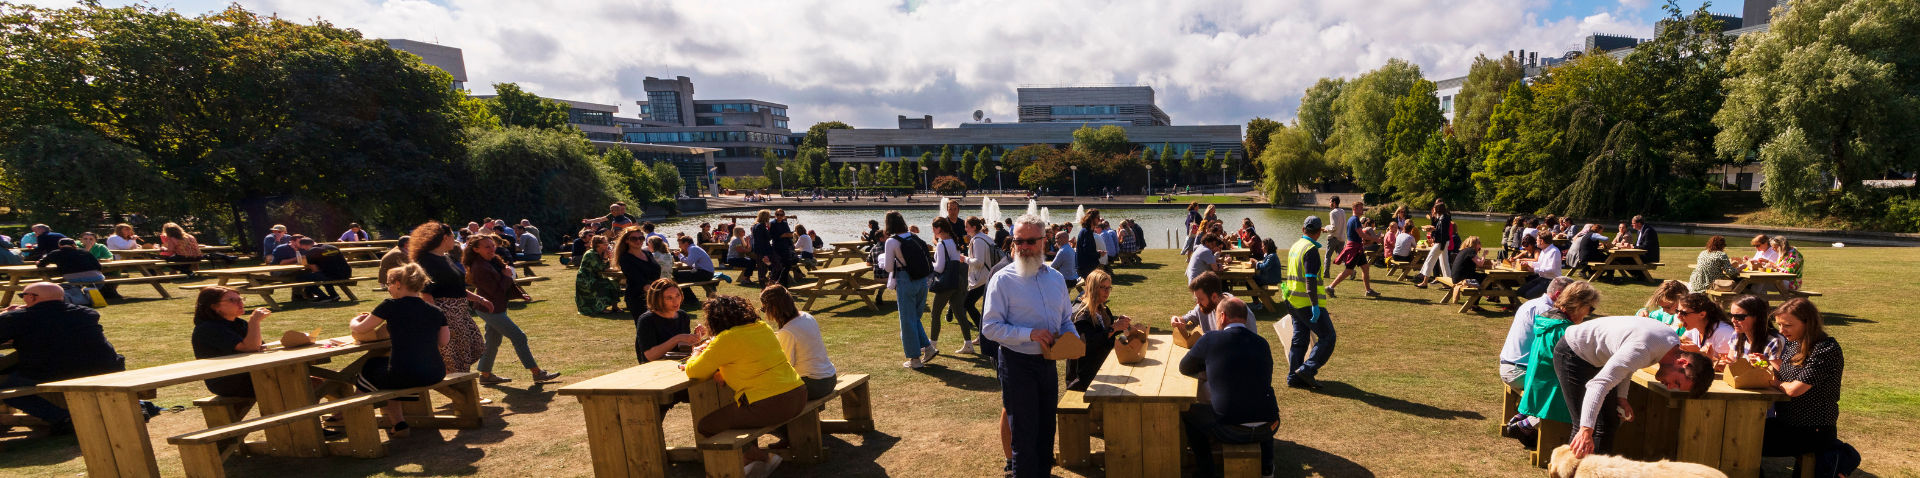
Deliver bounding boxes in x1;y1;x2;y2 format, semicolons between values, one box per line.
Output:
653;203;1719;250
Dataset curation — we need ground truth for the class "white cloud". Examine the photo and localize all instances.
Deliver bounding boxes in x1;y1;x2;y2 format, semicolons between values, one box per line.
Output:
32;0;1678;129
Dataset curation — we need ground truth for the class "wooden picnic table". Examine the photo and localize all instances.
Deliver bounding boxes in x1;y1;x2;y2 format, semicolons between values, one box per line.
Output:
1585;248;1658;282
40;336;394;478
1710;269;1810;305
335;246;386;261
111;245;234;260
320;240;397;248
812;249;866;267
1083;334;1198;478
1220;248;1252;261
558;361;697;478
1218;265;1280;311
792;263;883;312
1612;368;1789;478
1448;268;1530;313
180;265;308;308
0;259;173;306
829;241;870;253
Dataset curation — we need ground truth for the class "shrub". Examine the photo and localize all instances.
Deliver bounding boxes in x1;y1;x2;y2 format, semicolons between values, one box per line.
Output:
932;175;966;195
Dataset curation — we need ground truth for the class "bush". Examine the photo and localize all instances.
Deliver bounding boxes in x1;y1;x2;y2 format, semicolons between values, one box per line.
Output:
1661;179;1714;221
932;175;967;195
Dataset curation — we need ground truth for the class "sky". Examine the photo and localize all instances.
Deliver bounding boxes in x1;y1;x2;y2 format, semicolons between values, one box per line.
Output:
23;0;1748;131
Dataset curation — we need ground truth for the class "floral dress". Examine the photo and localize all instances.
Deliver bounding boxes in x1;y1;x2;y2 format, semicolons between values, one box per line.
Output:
1689;250;1739;293
1777;248;1804;291
575;249;622;314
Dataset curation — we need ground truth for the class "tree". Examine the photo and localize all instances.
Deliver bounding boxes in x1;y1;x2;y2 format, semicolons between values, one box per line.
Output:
485;83;574;131
958;151;976;187
1713;0;1920;211
1243;117;1283;178
1180;149;1198;184
1473;53;1631;214
1260;124;1331;200
601;146;658;205
1298;78;1346;145
799;121;852;151
1383;79;1446;203
1202;150;1220;183
0;126;183;233
1453;54;1526;155
972;156;993;186
937;145;953;176
1071;124;1131;156
1159;144;1180;184
1549;121;1662;219
1328;59;1424;192
462;126;627;234
857;164;877;188
932;175;966;195
917;152;935;186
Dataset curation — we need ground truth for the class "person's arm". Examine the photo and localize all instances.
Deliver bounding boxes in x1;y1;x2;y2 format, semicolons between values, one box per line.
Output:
880;238;900;273
1178;334;1208;377
237;308;269;352
35;252;53;267
683;333;729;379
351;312;385;335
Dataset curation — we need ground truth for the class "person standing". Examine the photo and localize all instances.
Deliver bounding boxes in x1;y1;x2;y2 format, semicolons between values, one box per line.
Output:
0;282;125;432
1048;230;1077;288
1282;216;1336;389
408;222;490;374
1073;210;1101;280
965;217;1003;362
749;210;783;285
880;211;937;368
1555;316;1715;458
614;228;662;315
979;214;1077;478
1179;297;1280;478
929;218;978;355
463;234;560;385
581;202;638;233
1326;201;1380;297
1324;197;1348;278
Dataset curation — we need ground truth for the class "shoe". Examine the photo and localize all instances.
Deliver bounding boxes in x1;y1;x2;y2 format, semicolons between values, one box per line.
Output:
903;358;924;369
388;421;411;438
716;273;733;283
1365;289;1381;297
1414;283;1429;289
1286;378;1312;389
530;371;563;383
323;428;346;441
922;345;939;362
1324;288;1338;299
1295;375;1324;390
958;342;975;354
480;375;513;384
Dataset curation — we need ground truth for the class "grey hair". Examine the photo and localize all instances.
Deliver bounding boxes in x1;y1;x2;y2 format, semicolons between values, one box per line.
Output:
1013;213;1048;233
1545;276;1577;297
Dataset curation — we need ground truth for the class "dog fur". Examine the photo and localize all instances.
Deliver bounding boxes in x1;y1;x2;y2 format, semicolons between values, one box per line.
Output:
1547;445;1728;478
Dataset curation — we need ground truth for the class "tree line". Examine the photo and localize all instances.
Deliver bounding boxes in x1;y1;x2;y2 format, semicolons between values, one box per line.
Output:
1253;0;1918;231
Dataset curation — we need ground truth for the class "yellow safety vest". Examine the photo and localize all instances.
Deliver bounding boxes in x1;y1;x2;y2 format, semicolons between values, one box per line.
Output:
1283;236;1330;309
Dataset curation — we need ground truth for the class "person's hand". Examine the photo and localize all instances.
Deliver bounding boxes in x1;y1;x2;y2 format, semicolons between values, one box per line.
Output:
1677;336;1700;353
1569;427;1595;459
693;323;710;338
1112;316;1133;333
1616;396;1635;422
674;333;699;346
248;308;272;322
1030;329;1056;346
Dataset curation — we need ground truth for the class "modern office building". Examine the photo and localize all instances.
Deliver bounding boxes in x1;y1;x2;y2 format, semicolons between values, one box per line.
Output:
383;39;468;91
619;76;797;176
826;84;1241;171
468;96;626;142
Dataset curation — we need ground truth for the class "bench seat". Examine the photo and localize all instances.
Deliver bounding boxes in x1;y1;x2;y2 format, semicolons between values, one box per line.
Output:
1221;442;1263;477
1056;390;1093;467
693;374;871;476
168;373;480;478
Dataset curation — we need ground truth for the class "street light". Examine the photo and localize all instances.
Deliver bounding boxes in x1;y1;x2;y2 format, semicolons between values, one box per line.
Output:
707;166;717;198
1070;165;1079;197
995;165;1004;192
1221;161;1229;191
774;166;785;192
1146;164;1154;197
847;165;857;193
920;165;929;192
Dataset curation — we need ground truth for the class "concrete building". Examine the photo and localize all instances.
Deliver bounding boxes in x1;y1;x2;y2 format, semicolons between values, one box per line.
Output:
589;142;724;198
622;76;796;176
1015;85;1171;126
383;39;468;90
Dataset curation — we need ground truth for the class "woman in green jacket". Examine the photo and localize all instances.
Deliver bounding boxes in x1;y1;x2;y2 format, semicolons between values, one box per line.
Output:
1518;281;1602;425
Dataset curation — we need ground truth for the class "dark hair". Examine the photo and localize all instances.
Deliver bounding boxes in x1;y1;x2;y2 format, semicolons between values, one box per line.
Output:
701;295;761;333
1187;271;1223;296
1201;235;1225;248
1080;208;1101;229
1706;235;1727;252
57;238;76;248
884;211;908;235
193;286;241;325
759;285;802;327
1262;238;1279;256
396;236;411;250
1679;293;1730;343
642;222;656;233
1729;295;1776;357
461;234;507;270
1679;351;1716;398
677;235;694;245
297;237;315;246
408;221;453;262
931;217;952;238
966;216;985;232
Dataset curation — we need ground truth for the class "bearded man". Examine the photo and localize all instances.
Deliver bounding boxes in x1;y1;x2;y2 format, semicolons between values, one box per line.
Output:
980;213;1078;478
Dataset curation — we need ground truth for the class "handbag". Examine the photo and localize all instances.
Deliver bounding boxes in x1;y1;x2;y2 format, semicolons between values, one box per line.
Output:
1711;279;1736;292
930;258;966;292
1041;330;1086;360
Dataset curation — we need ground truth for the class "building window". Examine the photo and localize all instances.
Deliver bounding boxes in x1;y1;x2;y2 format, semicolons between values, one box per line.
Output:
570;109;612;126
774;120;788;129
647;91;682;124
696;117;724;126
640;105;652;114
1440;96;1454;113
585;132;620;142
1050;105;1118;116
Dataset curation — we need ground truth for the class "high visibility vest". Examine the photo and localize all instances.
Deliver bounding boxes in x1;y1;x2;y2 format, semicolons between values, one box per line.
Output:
1283;236;1330;309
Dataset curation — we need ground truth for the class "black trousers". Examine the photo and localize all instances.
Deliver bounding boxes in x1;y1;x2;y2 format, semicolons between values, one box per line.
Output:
1518;275;1552;300
1182;403;1276;478
1763;420;1860;478
996;348;1055;478
1553;340;1621;454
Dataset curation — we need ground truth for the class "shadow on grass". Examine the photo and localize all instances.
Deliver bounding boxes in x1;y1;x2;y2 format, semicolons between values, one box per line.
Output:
1821;312;1876;327
491;381;560;416
1314;381;1485;421
1272;439;1374;478
224;401;514;477
0;432;83;468
919;362;1000;392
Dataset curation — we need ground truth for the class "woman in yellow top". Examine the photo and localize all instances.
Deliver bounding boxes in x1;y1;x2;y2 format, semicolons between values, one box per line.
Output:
683;294;805;477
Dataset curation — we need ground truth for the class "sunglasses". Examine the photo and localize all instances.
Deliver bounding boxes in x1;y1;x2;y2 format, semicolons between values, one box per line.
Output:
1677;309;1697;315
18;292;38;299
1731;313;1753;320
626;237;645;242
1012;237;1044;246
224;297;246;305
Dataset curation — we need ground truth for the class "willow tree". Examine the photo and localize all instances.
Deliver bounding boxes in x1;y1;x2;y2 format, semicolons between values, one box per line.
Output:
1550;121;1661;219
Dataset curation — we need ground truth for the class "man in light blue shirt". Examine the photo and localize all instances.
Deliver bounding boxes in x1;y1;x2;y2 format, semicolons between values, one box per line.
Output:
980;214;1077;478
1049;230;1077;287
1500;276;1575;389
1097;221;1119;266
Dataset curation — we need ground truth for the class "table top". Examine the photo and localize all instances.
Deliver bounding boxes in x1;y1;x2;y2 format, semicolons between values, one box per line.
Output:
558;361;694;397
0;259;165;274
1084;335;1199;403
321;240;397;247
812;263;873;276
41;336;390;393
198;264;305;276
1631;368;1789;402
336;246;386;254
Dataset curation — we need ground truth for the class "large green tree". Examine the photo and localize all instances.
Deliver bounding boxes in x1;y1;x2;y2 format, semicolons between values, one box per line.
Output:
1327;59;1424;191
799;121;852;151
484;83;574;131
462;126;627;236
1382;79;1448;205
1259;124;1330;200
1071;124;1131;156
1243;117;1282;178
1453;53;1526;155
1297;78;1346;145
1713;0;1920;211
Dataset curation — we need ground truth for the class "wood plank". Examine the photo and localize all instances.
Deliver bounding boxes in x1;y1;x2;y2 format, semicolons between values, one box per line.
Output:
580;396;632;478
178;443;226;478
42;338;389;392
65;392;132;478
788;409;826;464
1675;399;1727;470
1140;403;1182;477
1719;400;1770;478
617;395;665;478
341;404;385;458
1103;402;1144;478
97;390;162;477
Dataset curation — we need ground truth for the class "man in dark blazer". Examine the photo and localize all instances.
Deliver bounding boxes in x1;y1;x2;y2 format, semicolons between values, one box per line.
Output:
1631;215;1660;264
1179;297;1280;478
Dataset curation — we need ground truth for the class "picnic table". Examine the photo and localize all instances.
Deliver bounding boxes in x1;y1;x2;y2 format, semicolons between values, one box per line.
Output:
320;239;398;248
181;264;361;308
39;336;395;478
1447;267;1530;313
1693;268;1818;306
111;245;234;260
1220;248;1252;261
0;259;174;306
1218;264;1280;311
790;263;884;312
829;241;870;254
558;361;698;478
1082;334;1199;478
1612;368;1789;478
1584;248;1659;282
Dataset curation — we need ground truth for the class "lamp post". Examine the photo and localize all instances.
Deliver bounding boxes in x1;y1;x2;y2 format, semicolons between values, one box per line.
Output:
707;166;717;198
995;165;1004;193
920;165;929;192
847;165;857;194
1146;164;1154;197
1221;161;1229;191
1071;165;1079;197
775;166;784;192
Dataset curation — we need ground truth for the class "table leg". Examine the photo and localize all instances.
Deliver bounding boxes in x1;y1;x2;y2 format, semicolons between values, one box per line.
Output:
245;275;282;308
66;390;161;478
0;275;18;307
579;394;667;478
248;362;324;457
1675;399;1728;473
1103;402;1143;478
139;265;171;298
1719;400;1770;478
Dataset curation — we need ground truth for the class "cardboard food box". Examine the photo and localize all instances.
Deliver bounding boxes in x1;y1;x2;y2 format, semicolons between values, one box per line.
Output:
1723;356;1776;389
1042;330;1086;361
1113;325;1150;364
280;327;322;348
1171;319;1204;349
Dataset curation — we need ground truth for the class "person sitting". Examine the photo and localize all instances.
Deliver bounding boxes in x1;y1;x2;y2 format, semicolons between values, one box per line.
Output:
1739;234;1780;269
1515;233;1563;299
37;238;105;286
1769;236;1805;292
572;236;622;315
1388;222;1416;265
648;237;676;282
760;285;837;400
1499;277;1576;391
349;264;451;437
0;235;21;265
674;235;723;286
1673;293;1736;357
0;282;126;433
515;227;542;262
1172;272;1257;335
1178;297;1280;478
792;225;817;269
1636;280;1689;335
294;238;350;302
1048;230;1077;287
1185;235;1226;283
1065;270;1131;392
261;224;294;253
106;224;144;253
1719;295;1783;372
1628;216;1660;264
191;286;268;400
1513;280;1599;446
338;223;369;243
724;226;755;271
1688;235;1741;293
1447;237;1492;310
1761;298;1860;477
158;222;237;273
1554;315;1715;458
684;295;806;477
78;232;125;299
1253;238;1286;288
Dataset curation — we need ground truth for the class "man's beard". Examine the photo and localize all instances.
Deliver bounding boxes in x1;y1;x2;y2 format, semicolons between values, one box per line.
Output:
1012;248;1044;277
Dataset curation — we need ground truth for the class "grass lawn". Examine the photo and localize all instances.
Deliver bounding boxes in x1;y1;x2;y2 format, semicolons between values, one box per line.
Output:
1;247;1915;477
1144;195;1258;204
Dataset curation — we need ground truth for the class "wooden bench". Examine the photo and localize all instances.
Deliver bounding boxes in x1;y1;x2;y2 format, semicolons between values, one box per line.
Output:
65;275;176;299
691;374;872;477
1530;419;1572;468
1056;389;1093;467
512;260;547;278
246;276;374;301
1500;385;1522;438
345;260;379;268
677;279;721;300
1386;256;1420;281
1221;442;1263;477
0;386;56;434
168;373;481;478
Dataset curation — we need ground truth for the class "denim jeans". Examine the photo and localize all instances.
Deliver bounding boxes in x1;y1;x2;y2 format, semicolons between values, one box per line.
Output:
894;275;932;359
1555;340;1620;454
294;271;339;299
1287;305;1337;381
1;373;69;423
1183;403;1276;478
474;309;539;373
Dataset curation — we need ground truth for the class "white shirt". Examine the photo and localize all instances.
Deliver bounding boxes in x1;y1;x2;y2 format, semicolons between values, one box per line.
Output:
774;313;837;380
932;238;962;273
1532;245;1564;279
1754;248;1781;264
1327;209;1350;243
1392;232;1415;256
797;235;815;253
105;235;140;255
1501;295;1554;365
651;252;674;280
1682;321;1738;357
966;233;997;290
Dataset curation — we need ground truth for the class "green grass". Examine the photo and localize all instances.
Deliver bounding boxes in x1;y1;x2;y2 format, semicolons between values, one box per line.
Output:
1144;195;1260;204
1;247;1915;477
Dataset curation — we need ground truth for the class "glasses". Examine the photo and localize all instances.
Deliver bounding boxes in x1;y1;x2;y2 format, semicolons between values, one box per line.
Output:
1731;313;1753;320
1012;237;1044;246
18;292;38;299
626;237;644;242
1677;309;1697;315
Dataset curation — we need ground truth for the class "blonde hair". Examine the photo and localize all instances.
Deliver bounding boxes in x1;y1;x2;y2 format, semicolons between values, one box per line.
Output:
1556;281;1602;315
1644;280;1688;313
1082;269;1112;308
385;263;428;292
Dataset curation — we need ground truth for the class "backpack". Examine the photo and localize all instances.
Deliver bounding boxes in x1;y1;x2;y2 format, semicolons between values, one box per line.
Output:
894;235;933;281
929;241;967;292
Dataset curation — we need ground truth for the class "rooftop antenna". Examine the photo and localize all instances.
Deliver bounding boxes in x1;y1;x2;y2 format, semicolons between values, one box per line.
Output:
973;110;984;122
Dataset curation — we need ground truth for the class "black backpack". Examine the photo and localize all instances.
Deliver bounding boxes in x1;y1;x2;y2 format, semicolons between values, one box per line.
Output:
894;234;934;281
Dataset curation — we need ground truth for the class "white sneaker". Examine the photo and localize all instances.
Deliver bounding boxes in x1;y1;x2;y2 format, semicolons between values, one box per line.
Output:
958;341;976;354
903;358;924;369
922;345;939;362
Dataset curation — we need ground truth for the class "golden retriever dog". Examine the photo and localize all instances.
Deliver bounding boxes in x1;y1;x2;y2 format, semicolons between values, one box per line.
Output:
1547;445;1728;478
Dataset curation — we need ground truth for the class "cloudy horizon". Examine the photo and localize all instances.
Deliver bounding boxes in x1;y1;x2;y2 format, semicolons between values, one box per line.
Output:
24;0;1744;132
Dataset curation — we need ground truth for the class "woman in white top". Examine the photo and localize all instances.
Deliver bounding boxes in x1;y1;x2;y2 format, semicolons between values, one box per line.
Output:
879;211;935;368
963;216;1000;358
646;237;675;281
928;217;977;354
106;223;143;254
1389;223;1416;263
760;285;837;399
1741;234;1780;268
1674;293;1737;356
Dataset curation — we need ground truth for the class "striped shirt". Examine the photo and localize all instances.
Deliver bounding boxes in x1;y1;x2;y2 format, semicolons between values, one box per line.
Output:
1561;316;1681;429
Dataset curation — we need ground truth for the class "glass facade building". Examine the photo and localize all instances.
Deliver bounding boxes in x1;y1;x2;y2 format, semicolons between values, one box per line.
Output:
646;91;683;124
